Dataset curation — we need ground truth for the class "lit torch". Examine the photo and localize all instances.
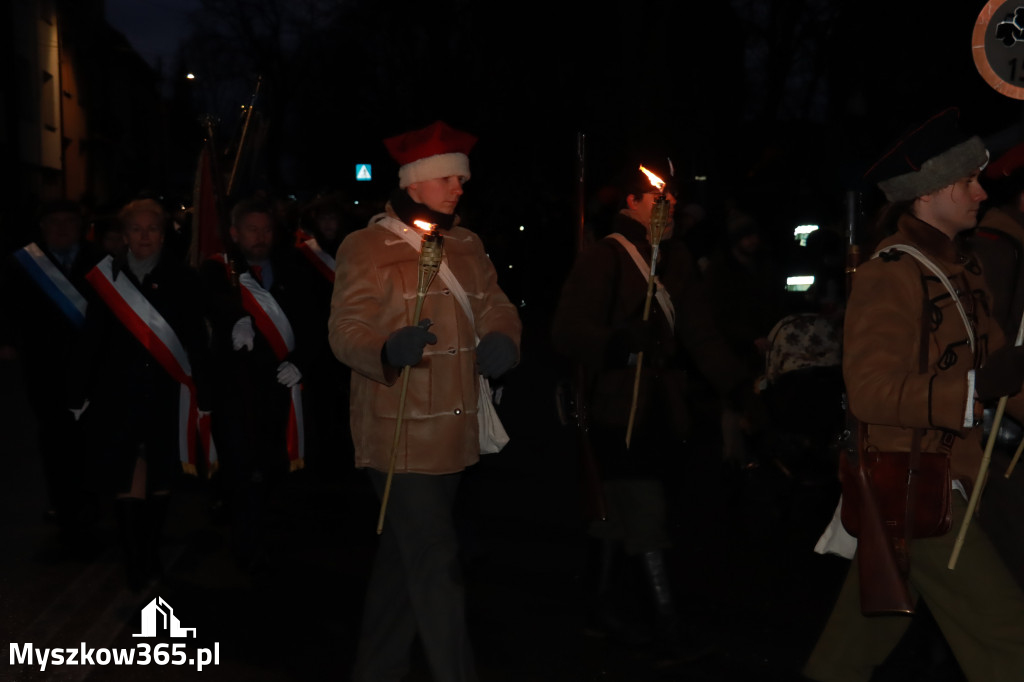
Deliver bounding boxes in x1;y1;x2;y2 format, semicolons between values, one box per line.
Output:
625;166;671;448
377;220;444;534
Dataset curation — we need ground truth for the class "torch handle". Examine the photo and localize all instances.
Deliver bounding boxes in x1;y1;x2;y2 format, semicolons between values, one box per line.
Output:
625;351;645;448
377;291;430;535
950;290;1024;553
949;394;1003;568
1005;307;1024;479
377;368;413;534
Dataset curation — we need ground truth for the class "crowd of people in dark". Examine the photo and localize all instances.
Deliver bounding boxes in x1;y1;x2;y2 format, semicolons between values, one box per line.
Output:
3;111;1024;681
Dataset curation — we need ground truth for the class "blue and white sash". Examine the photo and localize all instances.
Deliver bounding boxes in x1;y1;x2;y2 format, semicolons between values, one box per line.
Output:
14;243;87;327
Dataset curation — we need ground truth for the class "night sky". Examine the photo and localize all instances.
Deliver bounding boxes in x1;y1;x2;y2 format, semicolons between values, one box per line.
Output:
105;0;200;72
99;0;1024;260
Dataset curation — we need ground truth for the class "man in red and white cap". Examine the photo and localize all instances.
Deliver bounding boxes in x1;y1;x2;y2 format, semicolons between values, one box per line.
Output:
329;120;521;682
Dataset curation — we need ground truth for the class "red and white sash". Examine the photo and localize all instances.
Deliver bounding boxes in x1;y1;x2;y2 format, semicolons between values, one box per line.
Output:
295;229;336;282
238;272;305;469
85;257;216;474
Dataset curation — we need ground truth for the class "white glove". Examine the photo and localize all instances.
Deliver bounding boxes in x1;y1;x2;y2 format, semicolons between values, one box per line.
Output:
70;399;90;422
276;361;302;388
232;316;255;351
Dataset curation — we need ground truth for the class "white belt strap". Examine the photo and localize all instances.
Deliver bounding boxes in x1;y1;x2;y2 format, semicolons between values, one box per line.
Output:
872;244;974;352
606;233;676;332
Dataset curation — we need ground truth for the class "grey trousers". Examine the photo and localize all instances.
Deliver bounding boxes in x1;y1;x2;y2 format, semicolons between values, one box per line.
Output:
352;470;478;682
804;494;1024;682
589;478;672;556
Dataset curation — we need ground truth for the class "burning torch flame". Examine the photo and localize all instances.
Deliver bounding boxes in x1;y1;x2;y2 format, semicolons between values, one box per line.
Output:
413;220;436;234
639;165;665;192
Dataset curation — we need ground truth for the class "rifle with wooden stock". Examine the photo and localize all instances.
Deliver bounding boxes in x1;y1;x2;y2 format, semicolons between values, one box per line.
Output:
839;191;915;615
572;132;607;522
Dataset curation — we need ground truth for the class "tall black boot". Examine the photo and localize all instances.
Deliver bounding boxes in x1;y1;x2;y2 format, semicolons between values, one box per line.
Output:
640;549;710;665
585;539;652;644
584;538;617;637
114;498;147;591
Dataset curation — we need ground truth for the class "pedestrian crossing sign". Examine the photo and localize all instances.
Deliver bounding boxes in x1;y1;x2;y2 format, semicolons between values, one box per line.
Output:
355;164;372;181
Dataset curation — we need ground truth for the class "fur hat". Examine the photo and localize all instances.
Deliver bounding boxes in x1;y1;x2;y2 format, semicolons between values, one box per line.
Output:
383;121;477;189
865;108;988;202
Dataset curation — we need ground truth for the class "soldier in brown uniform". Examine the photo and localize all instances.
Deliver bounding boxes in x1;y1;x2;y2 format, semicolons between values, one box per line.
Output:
804;108;1024;682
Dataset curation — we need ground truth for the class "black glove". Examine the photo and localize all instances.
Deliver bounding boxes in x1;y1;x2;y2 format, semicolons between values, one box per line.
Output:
476;332;517;379
385;319;437;368
976;345;1024;401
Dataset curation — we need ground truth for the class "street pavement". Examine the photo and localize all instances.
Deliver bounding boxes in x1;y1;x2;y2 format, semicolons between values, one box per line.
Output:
0;337;968;681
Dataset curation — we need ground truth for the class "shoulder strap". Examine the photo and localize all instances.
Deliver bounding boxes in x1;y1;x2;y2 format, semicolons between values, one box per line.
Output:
872;244;974;353
605;233;676;332
606;233;650;276
377;216;479;341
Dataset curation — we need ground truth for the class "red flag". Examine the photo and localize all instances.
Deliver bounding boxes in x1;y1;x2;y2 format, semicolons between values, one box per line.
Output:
189;144;226;267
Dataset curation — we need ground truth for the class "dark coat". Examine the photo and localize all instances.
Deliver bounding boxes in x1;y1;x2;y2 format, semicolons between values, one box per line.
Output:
70;253;210;492
551;213;744;476
289;237;352;468
971;206;1024;342
0;240;104;414
701;241;787;377
199;247;313;475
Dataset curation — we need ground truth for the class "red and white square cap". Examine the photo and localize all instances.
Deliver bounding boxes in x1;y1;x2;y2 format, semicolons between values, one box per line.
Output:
383;121;477;188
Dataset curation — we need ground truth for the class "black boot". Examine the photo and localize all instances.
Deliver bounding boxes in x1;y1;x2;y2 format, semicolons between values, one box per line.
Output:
584;538;618;637
585;539;653;644
114;498;148;591
640;549;711;665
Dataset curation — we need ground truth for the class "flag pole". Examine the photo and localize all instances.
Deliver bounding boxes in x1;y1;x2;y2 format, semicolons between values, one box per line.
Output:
227;75;263;198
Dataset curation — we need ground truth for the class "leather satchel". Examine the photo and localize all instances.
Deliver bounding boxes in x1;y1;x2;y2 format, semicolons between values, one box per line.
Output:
836;249;955;615
840;446;953;540
837;440;915;615
837;434;952;616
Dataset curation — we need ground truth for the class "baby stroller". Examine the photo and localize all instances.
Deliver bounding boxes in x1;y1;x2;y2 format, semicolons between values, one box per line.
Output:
756;312;845;484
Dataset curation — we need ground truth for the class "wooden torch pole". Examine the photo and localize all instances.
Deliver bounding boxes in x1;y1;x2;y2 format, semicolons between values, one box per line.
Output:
377;230;443;534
